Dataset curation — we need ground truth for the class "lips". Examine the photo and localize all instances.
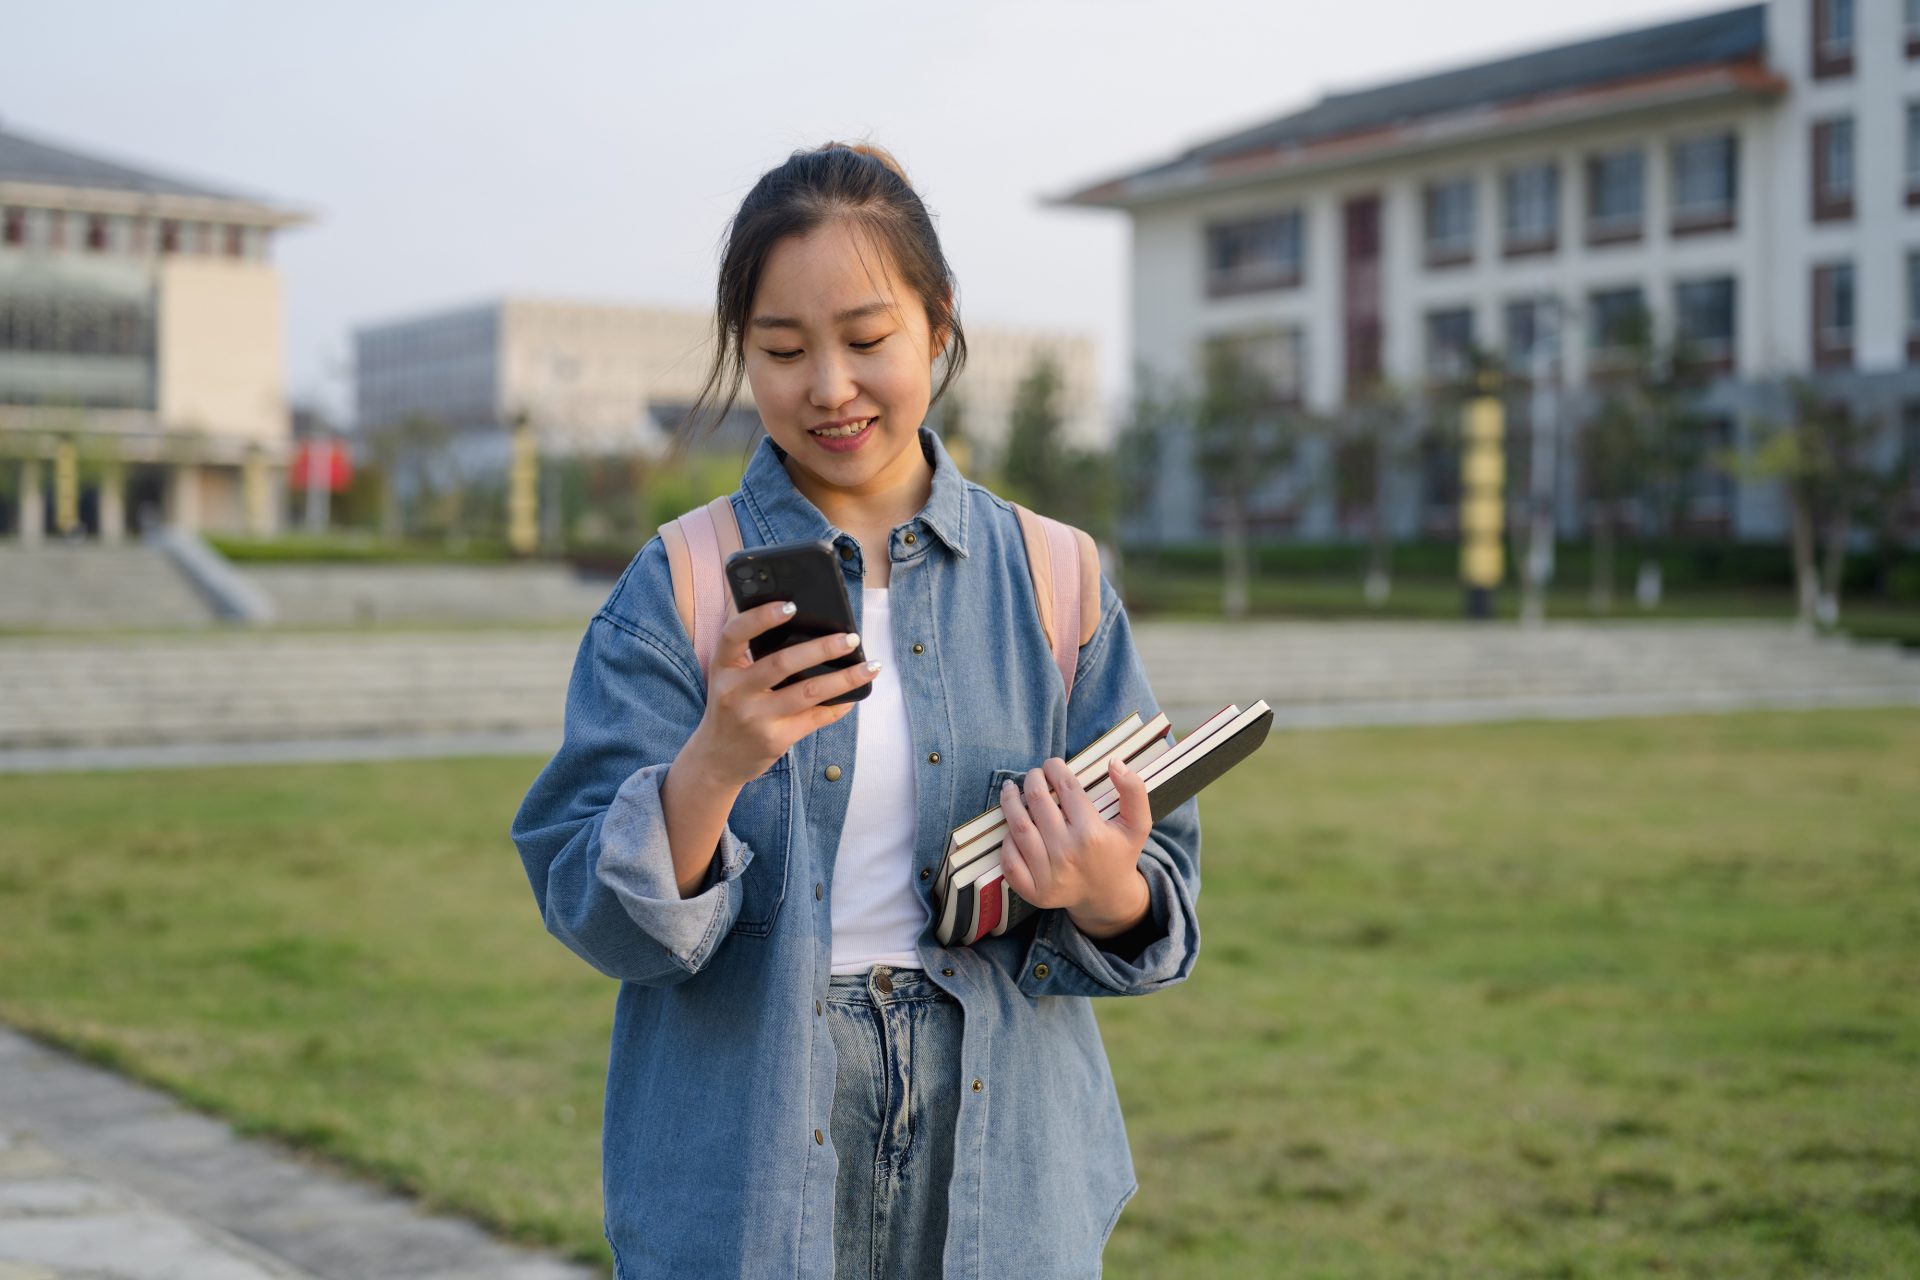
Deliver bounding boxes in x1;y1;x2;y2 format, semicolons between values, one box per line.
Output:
807;417;876;452
810;417;874;439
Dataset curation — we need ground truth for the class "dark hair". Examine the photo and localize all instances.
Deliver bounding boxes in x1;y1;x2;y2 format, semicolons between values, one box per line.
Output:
676;142;967;456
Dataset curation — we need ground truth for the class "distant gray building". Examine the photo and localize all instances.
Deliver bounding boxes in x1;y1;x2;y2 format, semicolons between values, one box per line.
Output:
353;297;1102;480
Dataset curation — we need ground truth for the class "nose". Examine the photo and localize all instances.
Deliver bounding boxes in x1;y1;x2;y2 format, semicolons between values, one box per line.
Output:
808;348;856;411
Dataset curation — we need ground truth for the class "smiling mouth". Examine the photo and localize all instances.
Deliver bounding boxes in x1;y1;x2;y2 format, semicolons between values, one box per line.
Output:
810;418;875;439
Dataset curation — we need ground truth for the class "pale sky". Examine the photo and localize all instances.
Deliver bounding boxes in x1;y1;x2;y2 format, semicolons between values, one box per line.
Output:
7;0;1734;422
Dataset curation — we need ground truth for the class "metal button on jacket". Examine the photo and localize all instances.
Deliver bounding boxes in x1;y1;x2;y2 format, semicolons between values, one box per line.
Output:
824;764;841;782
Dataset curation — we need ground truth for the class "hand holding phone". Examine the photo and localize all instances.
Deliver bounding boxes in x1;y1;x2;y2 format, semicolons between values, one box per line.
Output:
725;540;871;706
678;540;880;790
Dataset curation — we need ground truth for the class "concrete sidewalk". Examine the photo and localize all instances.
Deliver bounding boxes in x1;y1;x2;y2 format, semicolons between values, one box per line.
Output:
0;1029;601;1280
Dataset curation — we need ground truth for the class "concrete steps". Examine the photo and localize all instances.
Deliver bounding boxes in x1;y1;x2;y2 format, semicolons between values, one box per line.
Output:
0;621;1914;753
237;564;613;626
0;545;216;630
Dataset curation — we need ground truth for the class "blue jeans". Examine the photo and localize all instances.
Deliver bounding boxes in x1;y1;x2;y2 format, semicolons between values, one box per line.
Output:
827;966;963;1280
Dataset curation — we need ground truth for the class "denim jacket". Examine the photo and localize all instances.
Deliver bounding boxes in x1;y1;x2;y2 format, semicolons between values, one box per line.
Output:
511;428;1202;1279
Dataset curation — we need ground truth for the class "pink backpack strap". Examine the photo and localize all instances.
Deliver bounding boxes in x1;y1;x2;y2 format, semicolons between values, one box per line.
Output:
1012;503;1101;702
662;495;744;686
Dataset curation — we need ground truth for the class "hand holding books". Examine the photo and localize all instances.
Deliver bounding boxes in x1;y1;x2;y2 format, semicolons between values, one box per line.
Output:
996;755;1156;942
933;700;1274;947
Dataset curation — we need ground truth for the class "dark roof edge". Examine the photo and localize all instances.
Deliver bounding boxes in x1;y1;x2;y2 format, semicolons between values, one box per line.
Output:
1055;3;1766;207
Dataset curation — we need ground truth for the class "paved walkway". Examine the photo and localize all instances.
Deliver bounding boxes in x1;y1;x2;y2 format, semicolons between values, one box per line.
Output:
0;1030;601;1280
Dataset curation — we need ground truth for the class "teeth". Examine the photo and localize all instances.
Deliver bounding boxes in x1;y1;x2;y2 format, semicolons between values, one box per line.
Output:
813;419;872;439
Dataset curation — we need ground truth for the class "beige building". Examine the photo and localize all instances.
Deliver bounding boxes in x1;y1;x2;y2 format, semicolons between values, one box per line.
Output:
0;123;308;541
354;297;1101;473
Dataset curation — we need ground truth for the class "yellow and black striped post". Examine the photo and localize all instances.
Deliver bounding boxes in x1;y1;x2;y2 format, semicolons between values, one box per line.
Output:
508;413;539;557
1460;375;1505;619
53;439;80;537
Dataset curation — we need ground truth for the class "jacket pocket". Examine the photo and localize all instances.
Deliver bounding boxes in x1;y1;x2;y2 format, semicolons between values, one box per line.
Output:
727;757;793;937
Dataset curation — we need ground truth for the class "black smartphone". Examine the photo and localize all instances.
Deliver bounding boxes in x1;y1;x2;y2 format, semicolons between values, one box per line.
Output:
725;539;871;705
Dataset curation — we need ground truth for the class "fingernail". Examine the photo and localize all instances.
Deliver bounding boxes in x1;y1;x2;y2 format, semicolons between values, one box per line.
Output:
780;602;797;616
1001;780;1015;793
1113;759;1130;776
845;632;861;649
866;660;882;674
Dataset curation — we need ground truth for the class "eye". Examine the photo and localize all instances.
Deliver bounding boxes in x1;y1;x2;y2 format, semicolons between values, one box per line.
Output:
763;348;802;361
852;335;890;350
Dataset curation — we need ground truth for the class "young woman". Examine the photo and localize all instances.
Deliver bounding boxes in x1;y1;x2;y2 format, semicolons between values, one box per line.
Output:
512;142;1201;1280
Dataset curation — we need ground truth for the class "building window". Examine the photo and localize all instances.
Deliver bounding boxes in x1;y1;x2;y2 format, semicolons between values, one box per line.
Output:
159;220;180;254
84;214;109;252
1;208;22;246
1675;278;1737;370
1589;287;1647;364
1502;163;1557;256
1812;262;1854;370
1586;149;1644;245
1203;327;1306;405
225;225;245;258
1908;252;1920;363
1909;0;1920;56
1813;0;1854;78
1425;307;1475;383
1812;118;1854;222
1205;211;1304;296
1424;178;1475;267
1672;134;1737;234
1504;297;1562;376
46;211;65;250
1908;104;1920;206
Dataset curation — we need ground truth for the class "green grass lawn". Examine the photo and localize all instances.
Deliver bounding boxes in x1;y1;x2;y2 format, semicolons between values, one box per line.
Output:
2;710;1917;1277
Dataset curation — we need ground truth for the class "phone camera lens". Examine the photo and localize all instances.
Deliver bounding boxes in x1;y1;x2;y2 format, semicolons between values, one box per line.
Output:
757;570;771;582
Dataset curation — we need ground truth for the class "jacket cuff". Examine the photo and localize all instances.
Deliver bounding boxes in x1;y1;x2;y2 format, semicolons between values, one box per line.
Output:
1017;853;1192;998
594;762;751;975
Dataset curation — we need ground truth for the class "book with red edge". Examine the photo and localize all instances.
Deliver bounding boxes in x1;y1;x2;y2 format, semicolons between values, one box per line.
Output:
932;700;1274;946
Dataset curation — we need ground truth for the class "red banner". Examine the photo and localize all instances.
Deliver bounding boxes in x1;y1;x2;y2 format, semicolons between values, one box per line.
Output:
290;441;353;492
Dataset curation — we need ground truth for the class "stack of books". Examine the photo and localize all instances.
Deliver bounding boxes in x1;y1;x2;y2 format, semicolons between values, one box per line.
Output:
933;700;1273;947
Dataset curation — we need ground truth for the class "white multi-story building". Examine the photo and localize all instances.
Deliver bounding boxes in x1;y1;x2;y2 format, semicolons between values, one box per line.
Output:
1061;0;1920;545
0;123;308;540
354;297;1099;476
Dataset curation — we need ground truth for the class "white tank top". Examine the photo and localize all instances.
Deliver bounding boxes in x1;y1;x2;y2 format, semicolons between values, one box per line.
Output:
828;588;926;974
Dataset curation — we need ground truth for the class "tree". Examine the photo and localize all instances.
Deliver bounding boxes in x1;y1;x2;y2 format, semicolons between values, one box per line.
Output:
1622;331;1714;607
1115;363;1179;544
1192;339;1305;620
1002;355;1068;510
1002;353;1115;544
1740;382;1885;629
1330;378;1414;606
1576;309;1712;612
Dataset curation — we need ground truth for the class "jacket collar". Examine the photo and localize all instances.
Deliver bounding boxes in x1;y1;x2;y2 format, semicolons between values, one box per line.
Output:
738;426;970;559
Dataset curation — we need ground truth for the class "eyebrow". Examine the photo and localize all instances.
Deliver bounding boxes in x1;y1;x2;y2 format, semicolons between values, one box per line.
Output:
749;301;891;331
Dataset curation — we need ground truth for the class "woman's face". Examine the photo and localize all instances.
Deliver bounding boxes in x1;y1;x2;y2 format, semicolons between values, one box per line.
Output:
742;219;944;514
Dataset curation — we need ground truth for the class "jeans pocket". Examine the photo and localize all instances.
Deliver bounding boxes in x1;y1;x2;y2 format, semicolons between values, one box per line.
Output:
727;757;793;937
